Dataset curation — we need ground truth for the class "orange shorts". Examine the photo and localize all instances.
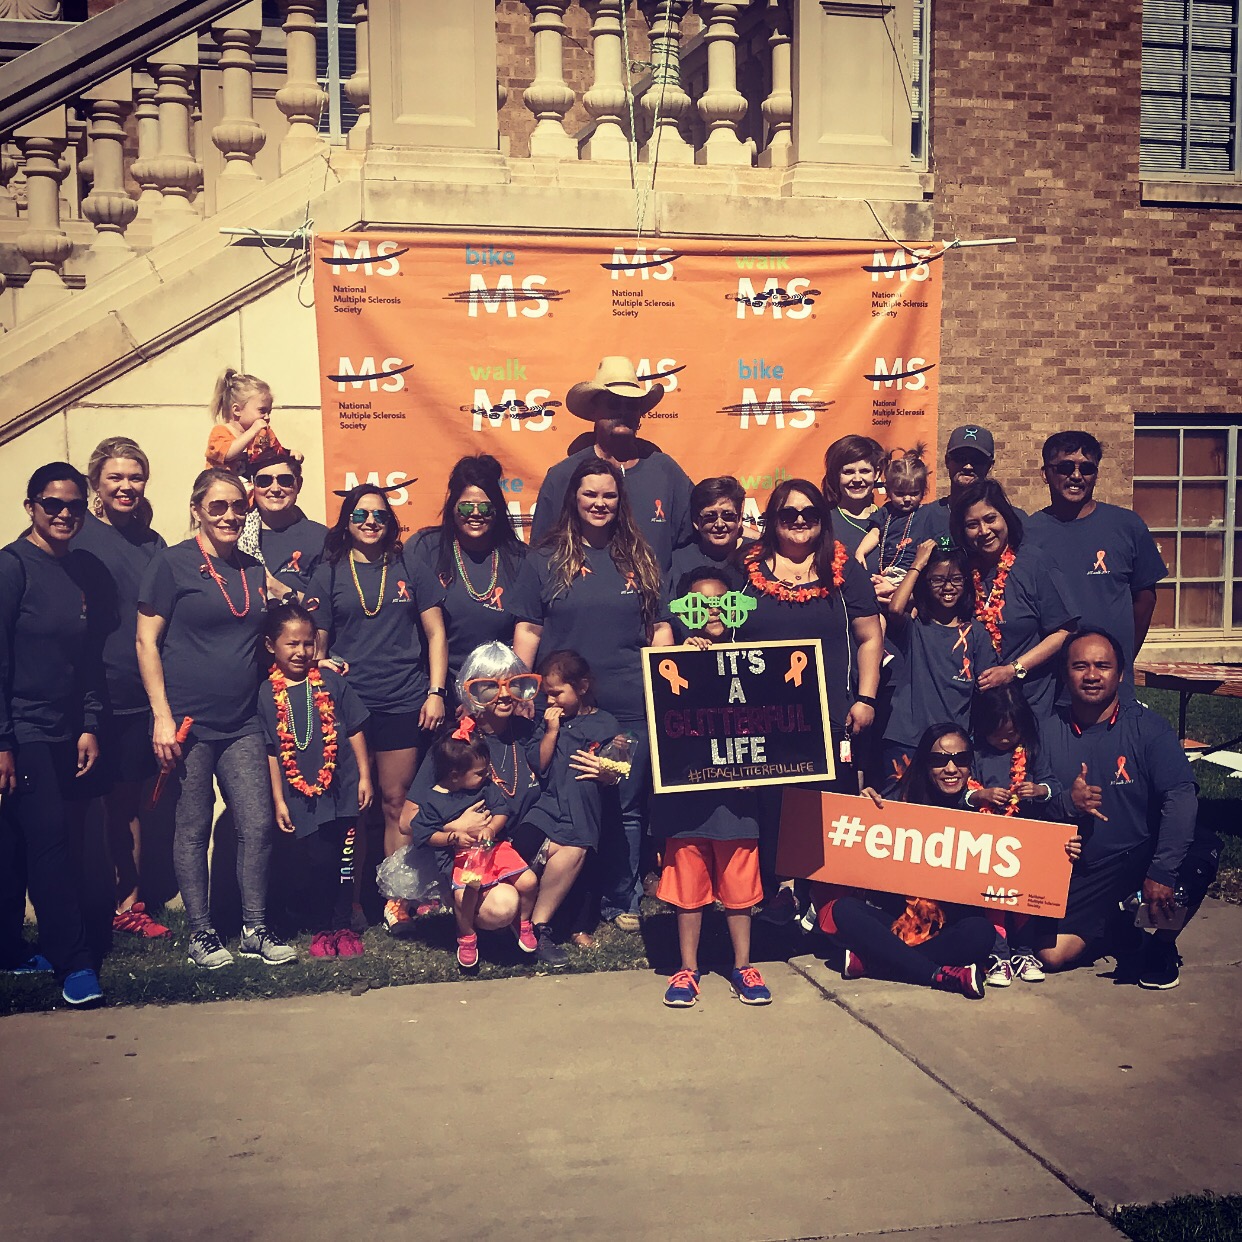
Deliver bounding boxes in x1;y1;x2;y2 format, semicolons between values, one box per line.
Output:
656;838;763;911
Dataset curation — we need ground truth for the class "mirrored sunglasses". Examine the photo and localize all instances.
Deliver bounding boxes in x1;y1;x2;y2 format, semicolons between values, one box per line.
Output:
350;508;392;526
457;501;496;518
463;673;542;704
31;496;87;519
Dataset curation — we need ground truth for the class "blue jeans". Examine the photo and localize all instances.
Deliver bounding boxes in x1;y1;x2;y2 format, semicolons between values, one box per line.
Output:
598;721;649;921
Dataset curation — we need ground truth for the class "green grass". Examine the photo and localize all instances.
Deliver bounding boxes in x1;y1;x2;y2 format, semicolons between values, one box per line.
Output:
1114;1193;1242;1242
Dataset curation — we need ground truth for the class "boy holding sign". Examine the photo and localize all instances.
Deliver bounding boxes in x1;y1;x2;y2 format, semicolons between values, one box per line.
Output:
653;570;771;1008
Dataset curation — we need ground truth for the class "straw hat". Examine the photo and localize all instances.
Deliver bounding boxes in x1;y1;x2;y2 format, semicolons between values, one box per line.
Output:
565;356;665;422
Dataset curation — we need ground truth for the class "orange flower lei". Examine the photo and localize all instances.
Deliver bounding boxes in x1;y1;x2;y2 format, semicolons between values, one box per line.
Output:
973;546;1016;655
744;540;848;602
968;744;1027;816
270;667;338;797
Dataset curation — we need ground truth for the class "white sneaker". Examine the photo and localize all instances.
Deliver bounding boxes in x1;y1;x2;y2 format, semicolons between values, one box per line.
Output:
239;925;297;966
1012;951;1046;983
187;929;234;970
985;954;1014;987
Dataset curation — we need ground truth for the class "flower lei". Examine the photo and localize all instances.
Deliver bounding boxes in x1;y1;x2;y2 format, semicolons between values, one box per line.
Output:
973;546;1016;655
968;744;1027;816
270;667;337;797
744;540;847;602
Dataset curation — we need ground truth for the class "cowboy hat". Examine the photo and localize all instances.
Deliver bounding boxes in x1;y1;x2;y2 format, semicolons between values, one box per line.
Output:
566;356;664;422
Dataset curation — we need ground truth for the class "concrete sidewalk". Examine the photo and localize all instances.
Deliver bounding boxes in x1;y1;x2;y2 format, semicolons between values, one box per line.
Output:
1;901;1238;1241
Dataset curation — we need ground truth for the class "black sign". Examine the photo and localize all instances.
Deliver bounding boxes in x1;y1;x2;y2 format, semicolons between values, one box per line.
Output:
642;640;834;793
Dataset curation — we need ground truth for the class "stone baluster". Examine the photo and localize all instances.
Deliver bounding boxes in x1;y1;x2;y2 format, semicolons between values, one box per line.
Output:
0;143;20;219
695;0;751;165
211;2;266;207
757;0;791;166
129;71;162;219
146;38;203;242
344;1;370;151
0;1;63;15
80;73;139;270
638;0;692;163
276;0;328;171
14;109;71;312
521;1;576;159
581;0;631;161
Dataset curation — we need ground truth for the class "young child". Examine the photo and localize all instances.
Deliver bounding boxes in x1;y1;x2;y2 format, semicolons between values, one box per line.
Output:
402;733;537;969
205;368;302;477
652;569;771;1008
966;683;1070;987
520;650;626;968
258;603;373;958
882;539;997;791
856;444;930;583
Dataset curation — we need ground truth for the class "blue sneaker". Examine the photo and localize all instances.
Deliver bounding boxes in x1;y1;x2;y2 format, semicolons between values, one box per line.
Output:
61;968;103;1006
663;968;701;1008
729;966;773;1006
4;952;53;975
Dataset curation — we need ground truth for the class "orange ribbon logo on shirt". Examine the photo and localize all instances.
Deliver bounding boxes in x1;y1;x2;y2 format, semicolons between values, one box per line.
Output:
1114;755;1130;783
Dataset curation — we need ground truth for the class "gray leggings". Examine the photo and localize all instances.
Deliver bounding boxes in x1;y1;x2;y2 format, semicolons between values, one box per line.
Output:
171;733;274;934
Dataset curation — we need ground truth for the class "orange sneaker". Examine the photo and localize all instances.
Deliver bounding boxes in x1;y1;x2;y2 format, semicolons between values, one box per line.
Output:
383;898;414;939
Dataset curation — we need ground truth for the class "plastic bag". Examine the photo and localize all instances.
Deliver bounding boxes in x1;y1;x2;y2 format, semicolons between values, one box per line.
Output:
457;841;494;888
596;732;638;781
376;843;445;904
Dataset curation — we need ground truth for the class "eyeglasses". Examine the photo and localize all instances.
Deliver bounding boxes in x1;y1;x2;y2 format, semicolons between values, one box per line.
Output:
776;506;821;527
928;747;973;769
254;472;297;489
926;575;965;589
456;501;495;518
697;508;740;526
463;673;542;704
31;496;87;519
202;499;248;518
349;508;391;527
1048;460;1099;478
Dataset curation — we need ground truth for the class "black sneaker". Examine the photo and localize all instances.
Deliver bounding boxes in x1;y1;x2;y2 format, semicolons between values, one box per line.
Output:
1138;937;1181;990
535;925;567;970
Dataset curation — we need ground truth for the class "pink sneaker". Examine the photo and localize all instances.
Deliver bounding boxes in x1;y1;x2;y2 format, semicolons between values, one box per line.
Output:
842;949;866;980
333;929;365;958
309;931;337;958
456;934;479;968
514;918;538;954
415;897;442;917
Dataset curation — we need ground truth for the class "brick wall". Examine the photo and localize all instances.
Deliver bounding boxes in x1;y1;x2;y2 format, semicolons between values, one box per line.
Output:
932;0;1242;514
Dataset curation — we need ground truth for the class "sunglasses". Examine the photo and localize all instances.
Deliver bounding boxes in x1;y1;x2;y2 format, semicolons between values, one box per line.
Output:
776;505;821;527
928;747;973;769
456;501;495;518
30;496;87;519
1048;460;1099;477
350;508;392;526
926;575;965;589
202;499;248;518
697;509;740;525
254;472;297;489
463;673;542;705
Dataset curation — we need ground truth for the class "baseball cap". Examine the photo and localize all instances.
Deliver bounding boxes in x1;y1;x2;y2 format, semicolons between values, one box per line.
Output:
945;425;995;460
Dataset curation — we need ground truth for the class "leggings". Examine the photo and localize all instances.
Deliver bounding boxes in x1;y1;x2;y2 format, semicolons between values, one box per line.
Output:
280;819;356;932
0;740;92;978
171;733;273;934
831;895;995;986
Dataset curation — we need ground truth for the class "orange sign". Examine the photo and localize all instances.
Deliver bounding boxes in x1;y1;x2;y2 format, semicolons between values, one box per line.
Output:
776;790;1075;917
312;232;942;535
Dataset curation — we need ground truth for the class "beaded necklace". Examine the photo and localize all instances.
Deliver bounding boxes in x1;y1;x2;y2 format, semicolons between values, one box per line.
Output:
287;678;314;751
489;740;519;798
195;533;251;618
349;552;387;617
833;505;874;536
454;539;499;602
878;506;917;573
269;667;337;796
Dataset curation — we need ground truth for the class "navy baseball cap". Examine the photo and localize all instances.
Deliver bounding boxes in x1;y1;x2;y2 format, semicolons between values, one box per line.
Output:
945;425;995;460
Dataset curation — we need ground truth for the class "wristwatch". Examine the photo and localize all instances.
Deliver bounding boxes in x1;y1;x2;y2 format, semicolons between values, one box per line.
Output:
428;687;447;698
1011;660;1028;681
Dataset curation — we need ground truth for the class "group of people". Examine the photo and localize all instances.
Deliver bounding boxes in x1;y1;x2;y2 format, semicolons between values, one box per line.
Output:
0;355;1214;1010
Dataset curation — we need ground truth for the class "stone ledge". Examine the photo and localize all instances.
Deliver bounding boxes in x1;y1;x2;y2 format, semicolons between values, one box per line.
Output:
1141;177;1242;207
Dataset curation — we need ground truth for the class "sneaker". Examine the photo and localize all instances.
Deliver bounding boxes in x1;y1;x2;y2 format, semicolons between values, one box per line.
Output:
309;931;337;958
535;925;567;969
187;929;234;970
333;929;366;958
798;903;819;933
1138;937;1181;990
2;952;53;974
414;897;442;918
1012;951;1046;983
570;931;596;950
756;888;799;926
112;902;170;938
730;966;772;1006
985;954;1014;987
456;934;479;969
383;898;415;938
610;912;641;933
842;949;866;980
61;968;103;1007
513;918;538;954
239;925;297;966
663;968;701;1008
930;963;985;1000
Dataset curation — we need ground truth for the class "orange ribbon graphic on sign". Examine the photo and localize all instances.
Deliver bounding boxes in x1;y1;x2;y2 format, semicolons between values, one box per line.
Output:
784;649;808;687
659;658;690;696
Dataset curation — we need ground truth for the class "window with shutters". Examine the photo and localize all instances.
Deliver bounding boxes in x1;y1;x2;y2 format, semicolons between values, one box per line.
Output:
912;0;930;165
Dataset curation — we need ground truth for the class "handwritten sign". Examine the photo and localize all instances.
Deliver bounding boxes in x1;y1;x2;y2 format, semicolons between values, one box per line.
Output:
776;790;1075;917
641;640;834;793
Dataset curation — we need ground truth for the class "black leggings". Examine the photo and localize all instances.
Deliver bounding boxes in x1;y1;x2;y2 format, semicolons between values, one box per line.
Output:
280;819;356;933
831;896;995;986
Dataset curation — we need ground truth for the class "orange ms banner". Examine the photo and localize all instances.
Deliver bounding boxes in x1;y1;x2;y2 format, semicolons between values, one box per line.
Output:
312;232;942;534
776;790;1075;917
